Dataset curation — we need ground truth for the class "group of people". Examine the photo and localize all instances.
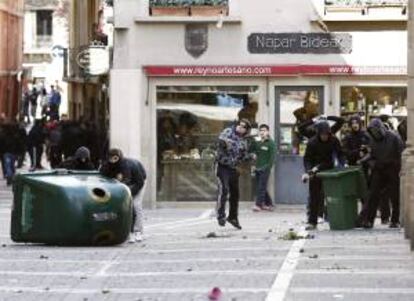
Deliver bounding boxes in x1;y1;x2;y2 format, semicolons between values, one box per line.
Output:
56;146;147;244
22;85;61;123
213;114;406;231
0;115;108;183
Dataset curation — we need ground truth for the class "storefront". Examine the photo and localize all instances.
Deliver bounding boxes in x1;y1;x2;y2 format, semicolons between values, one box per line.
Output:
110;0;407;208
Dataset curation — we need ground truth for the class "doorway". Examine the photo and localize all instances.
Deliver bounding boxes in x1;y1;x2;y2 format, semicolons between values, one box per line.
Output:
274;86;324;204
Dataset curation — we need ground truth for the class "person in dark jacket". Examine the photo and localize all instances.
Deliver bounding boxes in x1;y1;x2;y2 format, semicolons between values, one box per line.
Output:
59;146;95;170
16;121;27;168
100;148;147;243
298;115;345;139
358;118;404;228
215;119;255;230
342;115;370;166
302;121;346;230
27;119;45;171
2;122;20;185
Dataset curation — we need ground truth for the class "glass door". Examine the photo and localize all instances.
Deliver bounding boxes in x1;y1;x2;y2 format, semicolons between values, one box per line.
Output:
274;86;324;204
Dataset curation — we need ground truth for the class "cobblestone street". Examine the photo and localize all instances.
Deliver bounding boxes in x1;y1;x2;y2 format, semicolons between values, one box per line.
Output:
1;177;414;301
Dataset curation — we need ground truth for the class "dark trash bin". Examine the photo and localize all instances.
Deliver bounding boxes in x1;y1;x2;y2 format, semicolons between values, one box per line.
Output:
317;166;367;230
11;170;132;245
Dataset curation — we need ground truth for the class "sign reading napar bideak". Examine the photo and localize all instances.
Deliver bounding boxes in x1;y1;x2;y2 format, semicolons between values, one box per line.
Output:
248;33;352;54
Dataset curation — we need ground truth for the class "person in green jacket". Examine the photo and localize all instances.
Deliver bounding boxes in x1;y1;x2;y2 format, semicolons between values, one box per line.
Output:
251;124;276;211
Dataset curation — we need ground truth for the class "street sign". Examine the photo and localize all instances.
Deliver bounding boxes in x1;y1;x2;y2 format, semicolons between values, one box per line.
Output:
76;44;110;76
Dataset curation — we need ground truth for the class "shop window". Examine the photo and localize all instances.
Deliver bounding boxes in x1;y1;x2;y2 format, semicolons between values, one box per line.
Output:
340;86;407;134
278;89;322;156
156;85;258;202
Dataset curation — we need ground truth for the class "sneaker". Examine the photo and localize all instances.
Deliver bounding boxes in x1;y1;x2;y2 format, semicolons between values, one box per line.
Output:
134;232;143;242
252;205;262;212
226;218;242;230
262;205;274;212
305;224;317;231
218;218;226;227
389;222;400;229
362;221;373;229
128;234;136;244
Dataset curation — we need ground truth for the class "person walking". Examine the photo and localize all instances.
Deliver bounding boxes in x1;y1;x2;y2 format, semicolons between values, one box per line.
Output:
2;121;20;185
29;87;39;122
250;124;276;212
358;118;404;228
27;119;45;171
49;85;61;121
99;148;147;243
215;118;255;229
302;121;346;230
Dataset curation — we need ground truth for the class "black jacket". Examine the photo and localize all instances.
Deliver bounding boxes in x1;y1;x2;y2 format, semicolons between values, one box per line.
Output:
304;134;345;172
342;130;370;165
298;116;345;139
100;158;146;197
59;157;95;171
362;119;404;169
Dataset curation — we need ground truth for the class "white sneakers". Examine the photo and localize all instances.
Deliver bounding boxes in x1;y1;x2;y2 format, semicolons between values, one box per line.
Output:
128;232;143;243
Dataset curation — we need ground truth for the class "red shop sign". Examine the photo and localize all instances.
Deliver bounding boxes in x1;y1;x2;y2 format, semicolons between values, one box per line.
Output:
144;65;406;77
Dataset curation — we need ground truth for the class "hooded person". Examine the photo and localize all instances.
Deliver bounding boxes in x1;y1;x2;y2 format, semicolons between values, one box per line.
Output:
59;146;95;170
303;121;346;230
342;115;370;166
358;118;404;228
99;148;147;243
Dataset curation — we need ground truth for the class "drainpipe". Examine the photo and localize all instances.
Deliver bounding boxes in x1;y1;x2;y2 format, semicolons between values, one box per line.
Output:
403;0;414;249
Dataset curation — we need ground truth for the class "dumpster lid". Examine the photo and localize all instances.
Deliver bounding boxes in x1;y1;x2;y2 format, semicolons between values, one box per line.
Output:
16;170;117;186
317;166;361;178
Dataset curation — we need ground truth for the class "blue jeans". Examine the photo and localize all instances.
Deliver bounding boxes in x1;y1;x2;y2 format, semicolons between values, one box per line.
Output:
255;169;272;207
3;153;16;181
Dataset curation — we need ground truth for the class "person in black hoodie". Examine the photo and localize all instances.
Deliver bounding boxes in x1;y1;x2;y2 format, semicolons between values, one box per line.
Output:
27;119;45;171
100;148;147;243
302;121;346;230
358;118;404;228
298;115;345;139
342;115;370;166
2;122;20;185
59;146;95;170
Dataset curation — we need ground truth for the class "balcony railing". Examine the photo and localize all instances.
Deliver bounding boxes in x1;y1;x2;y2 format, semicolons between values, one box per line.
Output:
149;0;229;16
324;0;407;16
325;0;407;6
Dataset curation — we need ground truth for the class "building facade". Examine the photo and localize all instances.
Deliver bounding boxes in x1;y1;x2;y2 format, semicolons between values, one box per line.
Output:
111;0;407;208
64;0;112;127
0;0;24;118
23;0;69;114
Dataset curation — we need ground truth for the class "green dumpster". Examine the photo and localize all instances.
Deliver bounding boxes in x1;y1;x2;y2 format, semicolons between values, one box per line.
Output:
11;170;132;245
317;166;367;230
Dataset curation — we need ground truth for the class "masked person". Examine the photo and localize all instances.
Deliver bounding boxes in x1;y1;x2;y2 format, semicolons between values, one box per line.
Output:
215;119;255;229
358;118;404;228
59;146;95;170
99;148;147;242
302;121;346;230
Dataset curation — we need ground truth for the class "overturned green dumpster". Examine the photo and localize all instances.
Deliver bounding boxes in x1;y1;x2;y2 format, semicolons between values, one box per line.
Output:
317;166;367;230
11;170;132;245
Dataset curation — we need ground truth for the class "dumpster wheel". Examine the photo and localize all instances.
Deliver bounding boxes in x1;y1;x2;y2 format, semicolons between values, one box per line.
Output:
92;230;116;245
